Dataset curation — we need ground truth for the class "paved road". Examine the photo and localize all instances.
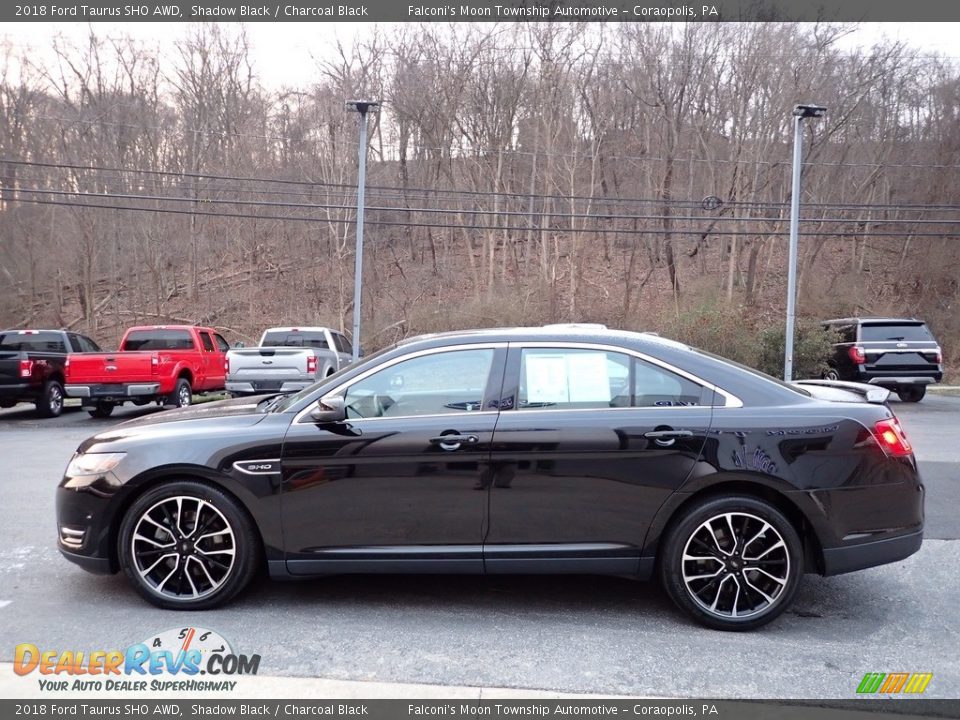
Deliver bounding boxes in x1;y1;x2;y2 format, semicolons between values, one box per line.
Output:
0;396;957;699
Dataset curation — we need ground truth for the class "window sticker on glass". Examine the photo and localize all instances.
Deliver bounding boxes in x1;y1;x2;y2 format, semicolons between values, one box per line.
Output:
526;353;570;403
524;350;614;404
567;352;611;402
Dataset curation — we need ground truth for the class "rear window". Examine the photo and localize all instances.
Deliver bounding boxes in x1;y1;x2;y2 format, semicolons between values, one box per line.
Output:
123;329;195;350
860;324;934;342
261;331;329;349
0;331;66;353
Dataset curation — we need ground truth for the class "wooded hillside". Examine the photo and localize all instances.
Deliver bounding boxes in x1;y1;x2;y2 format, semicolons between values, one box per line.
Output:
1;23;958;369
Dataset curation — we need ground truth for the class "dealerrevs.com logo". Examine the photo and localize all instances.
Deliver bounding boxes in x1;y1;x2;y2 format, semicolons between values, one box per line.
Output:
13;627;260;692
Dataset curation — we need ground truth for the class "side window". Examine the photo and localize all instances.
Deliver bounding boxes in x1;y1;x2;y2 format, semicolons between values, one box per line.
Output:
341;336;353;355
80;336;101;352
214;334;230;352
200;332;215;352
633;358;704;407
839;325;856;343
518;348;632;409
330;333;343;352
344;349;494;419
67;334;84;352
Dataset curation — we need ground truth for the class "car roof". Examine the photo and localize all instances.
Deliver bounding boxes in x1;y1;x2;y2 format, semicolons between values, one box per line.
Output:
262;327;332;333
395;325;693;353
822;317;923;325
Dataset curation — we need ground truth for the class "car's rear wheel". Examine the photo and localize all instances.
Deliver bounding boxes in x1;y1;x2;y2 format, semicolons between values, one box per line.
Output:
88;401;115;418
897;386;926;403
660;495;803;631
35;379;64;418
118;481;260;610
170;378;192;408
823;369;840;381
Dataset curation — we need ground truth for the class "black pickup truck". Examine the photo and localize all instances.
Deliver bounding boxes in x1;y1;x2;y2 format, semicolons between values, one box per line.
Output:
0;329;102;417
821;317;943;402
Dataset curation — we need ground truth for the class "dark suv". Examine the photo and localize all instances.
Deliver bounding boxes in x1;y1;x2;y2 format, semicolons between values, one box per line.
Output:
821;318;943;402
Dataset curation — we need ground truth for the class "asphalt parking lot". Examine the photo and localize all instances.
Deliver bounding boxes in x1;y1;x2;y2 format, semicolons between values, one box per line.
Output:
0;395;957;699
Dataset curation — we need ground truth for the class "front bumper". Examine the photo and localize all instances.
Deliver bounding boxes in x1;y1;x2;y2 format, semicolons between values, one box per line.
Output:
66;383;161;400
821;529;923;576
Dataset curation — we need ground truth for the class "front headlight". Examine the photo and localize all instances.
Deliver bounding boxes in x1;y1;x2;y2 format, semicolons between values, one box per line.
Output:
65;452;126;477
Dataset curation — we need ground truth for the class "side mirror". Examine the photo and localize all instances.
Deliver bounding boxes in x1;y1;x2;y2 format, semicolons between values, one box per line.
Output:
310;395;346;424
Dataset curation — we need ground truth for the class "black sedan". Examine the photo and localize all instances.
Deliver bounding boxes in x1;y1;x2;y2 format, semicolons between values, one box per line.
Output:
56;326;923;630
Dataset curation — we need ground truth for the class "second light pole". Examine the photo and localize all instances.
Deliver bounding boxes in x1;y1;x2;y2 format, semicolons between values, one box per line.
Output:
346;100;380;362
784;103;826;381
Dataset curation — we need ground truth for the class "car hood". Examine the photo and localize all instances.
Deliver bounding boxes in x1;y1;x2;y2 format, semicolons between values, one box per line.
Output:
76;396;276;455
113;395;270;428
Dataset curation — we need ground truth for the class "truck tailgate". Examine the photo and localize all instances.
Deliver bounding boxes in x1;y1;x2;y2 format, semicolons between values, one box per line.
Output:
228;348;312;380
0;351;23;385
67;352;156;383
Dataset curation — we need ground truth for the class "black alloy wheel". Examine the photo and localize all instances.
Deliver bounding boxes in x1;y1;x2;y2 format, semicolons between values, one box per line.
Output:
660;495;803;631
118;480;260;610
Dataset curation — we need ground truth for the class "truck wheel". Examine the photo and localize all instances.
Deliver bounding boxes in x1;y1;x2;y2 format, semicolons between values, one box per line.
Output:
897;386;926;403
35;380;64;418
171;378;193;408
88;402;115;418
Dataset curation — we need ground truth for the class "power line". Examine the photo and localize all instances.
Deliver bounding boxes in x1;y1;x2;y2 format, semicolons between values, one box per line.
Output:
7;158;960;213
11;186;960;227
10;195;960;239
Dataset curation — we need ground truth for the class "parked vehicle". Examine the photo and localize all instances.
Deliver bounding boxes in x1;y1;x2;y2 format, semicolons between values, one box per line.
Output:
225;327;354;397
821;317;943;402
0;329;102;418
64;325;230;418
57;325;923;630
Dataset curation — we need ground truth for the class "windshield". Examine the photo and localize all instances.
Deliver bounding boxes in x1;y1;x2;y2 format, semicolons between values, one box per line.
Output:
693;348;811;397
267;344;396;413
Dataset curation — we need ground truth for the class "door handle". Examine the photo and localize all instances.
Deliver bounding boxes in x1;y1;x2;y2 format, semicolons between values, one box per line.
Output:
429;434;479;449
643;430;693;439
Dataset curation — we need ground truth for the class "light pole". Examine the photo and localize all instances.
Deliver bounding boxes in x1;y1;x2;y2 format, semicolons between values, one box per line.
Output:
784;103;826;381
345;99;380;362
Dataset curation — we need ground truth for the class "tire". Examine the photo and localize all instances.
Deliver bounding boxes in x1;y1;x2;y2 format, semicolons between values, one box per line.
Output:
897;386;926;403
117;480;260;610
35;379;64;418
170;378;193;408
88;402;115;418
823;369;840;381
131;398;150;406
659;494;803;631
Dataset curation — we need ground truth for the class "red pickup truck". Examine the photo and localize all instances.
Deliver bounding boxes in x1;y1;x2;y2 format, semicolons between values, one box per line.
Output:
65;325;230;418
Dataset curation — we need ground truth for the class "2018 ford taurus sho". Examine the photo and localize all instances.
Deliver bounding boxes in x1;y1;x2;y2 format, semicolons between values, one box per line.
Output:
56;325;924;630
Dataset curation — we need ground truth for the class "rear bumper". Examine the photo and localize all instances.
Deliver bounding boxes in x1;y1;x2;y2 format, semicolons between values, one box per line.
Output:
0;383;36;400
226;380;311;395
866;376;939;386
66;383;161;399
821;529;923;576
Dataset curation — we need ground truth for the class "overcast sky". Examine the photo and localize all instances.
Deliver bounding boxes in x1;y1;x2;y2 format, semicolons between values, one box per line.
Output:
3;22;958;89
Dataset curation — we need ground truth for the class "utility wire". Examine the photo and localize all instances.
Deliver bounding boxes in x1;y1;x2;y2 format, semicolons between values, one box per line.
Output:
10;196;960;239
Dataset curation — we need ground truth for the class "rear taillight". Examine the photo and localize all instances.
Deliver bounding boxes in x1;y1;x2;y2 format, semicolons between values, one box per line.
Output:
151;355;159;375
930;349;942;364
19;359;33;378
873;418;913;457
307;356;318;375
225;356;230;374
848;346;866;364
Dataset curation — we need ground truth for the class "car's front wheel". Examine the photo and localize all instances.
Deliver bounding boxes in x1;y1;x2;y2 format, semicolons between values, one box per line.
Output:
118;481;260;609
660;495;803;631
